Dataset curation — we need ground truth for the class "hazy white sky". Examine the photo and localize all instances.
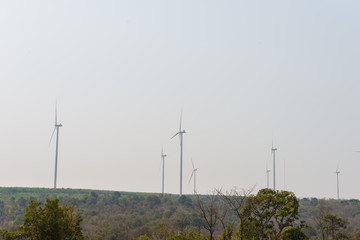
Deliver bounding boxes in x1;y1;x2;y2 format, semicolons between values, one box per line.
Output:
0;1;360;199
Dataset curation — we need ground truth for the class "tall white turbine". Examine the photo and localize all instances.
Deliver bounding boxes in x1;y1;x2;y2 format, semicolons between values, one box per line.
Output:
266;167;270;189
171;111;186;196
335;167;340;200
189;159;198;194
161;147;167;194
271;144;277;191
49;104;62;189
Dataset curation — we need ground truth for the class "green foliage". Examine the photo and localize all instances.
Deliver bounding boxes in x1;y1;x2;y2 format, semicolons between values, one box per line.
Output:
16;198;27;208
280;227;308;240
322;214;348;240
237;221;261;240
134;234;152;240
1;198;84;240
179;196;193;208
134;230;207;240
170;231;208;240
217;224;233;240
0;187;360;239
242;188;300;239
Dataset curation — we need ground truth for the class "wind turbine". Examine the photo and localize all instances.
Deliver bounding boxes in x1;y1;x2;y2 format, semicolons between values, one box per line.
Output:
49;104;62;189
189;159;198;194
266;166;270;189
335;165;340;200
271;142;277;191
171;111;186;196
161;147;167;194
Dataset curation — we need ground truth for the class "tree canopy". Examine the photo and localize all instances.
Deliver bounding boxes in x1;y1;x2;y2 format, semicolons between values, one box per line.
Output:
240;188;300;240
1;198;84;240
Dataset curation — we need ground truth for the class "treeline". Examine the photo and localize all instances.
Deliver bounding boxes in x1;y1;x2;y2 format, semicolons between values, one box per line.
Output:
0;187;359;239
0;188;200;239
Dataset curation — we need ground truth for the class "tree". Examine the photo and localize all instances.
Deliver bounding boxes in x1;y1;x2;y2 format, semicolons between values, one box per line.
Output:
312;205;331;240
134;230;208;240
218;224;233;240
217;187;253;240
171;231;208;240
1;198;84;240
216;199;234;240
322;214;347;240
311;206;348;240
272;190;300;238
172;213;191;233
280;227;308;240
242;189;300;240
196;193;220;240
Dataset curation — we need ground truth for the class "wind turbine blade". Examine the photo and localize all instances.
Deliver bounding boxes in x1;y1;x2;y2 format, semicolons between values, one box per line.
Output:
336;161;340;172
170;132;179;140
353;151;360;152
191;159;194;170
49;127;56;147
188;171;194;183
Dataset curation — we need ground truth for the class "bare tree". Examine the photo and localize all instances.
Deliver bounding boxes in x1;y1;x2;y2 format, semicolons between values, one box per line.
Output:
217;201;236;240
216;187;254;240
311;205;331;240
217;203;228;236
196;192;220;240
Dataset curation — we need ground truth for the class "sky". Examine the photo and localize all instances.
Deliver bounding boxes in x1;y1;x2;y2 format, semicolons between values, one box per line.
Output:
0;0;360;199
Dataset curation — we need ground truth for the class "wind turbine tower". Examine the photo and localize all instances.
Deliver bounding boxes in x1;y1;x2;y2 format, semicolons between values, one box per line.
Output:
272;145;277;190
171;111;186;196
161;148;167;194
266;167;270;189
335;168;340;200
189;159;198;194
49;104;62;189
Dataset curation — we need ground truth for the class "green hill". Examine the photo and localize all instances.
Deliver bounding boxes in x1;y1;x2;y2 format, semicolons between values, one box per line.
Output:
0;187;359;239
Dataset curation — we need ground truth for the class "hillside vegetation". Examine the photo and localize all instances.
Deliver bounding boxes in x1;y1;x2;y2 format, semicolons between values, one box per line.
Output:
0;187;359;239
